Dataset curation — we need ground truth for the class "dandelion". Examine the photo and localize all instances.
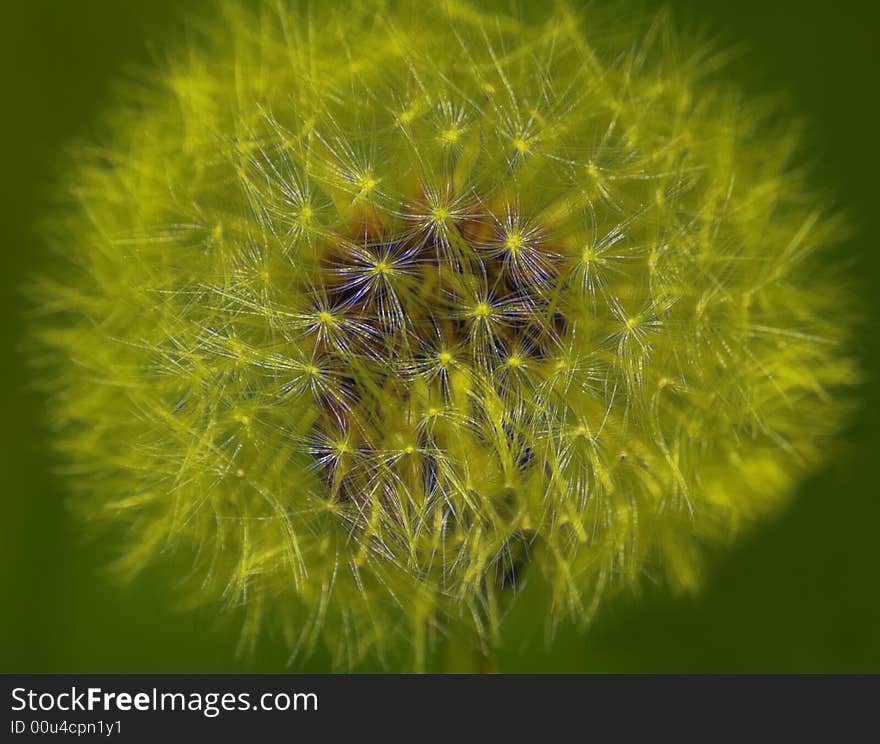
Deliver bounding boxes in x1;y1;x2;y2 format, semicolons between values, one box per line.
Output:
36;0;856;670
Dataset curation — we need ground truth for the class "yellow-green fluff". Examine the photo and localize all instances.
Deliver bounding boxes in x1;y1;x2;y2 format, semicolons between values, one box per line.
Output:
37;0;856;669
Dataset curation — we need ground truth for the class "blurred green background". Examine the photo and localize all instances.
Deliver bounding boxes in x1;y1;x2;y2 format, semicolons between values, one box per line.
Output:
2;0;877;673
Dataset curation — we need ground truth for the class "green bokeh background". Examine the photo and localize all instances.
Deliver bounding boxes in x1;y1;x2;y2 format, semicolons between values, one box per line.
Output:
2;0;877;673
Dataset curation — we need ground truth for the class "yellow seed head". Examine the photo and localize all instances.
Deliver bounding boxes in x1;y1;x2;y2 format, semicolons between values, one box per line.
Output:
35;0;857;670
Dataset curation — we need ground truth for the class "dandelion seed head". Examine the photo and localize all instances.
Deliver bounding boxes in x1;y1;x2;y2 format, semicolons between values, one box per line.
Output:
36;0;857;669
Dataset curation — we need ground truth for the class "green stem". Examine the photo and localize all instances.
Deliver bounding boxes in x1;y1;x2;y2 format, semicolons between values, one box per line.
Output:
440;632;496;673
